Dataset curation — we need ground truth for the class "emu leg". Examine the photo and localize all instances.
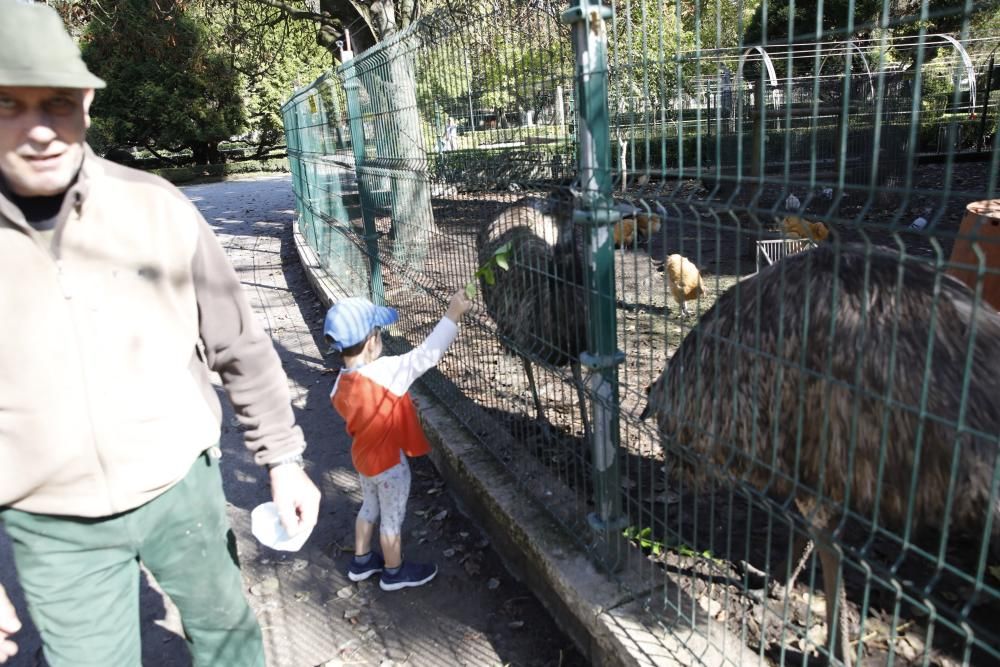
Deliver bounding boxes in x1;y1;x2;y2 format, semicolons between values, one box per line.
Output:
793;499;852;667
816;542;852;666
521;357;546;423
570;361;592;443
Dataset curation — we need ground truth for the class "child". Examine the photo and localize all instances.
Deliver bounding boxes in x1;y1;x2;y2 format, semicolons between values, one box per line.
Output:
324;290;473;590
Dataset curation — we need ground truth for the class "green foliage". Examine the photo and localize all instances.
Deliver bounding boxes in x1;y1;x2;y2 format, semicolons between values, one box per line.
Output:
623;525;664;555
609;0;764;110
694;0;763;53
623;526;722;563
416;7;571;131
216;0;332;156
430;143;574;190
744;0;883;45
82;0;245;163
610;0;695;108
418;45;475;111
466;241;512;298
78;0;330;163
620;131;708;173
152;157;290;184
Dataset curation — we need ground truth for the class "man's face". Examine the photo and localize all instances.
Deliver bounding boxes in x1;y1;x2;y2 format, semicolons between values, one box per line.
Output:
0;87;93;197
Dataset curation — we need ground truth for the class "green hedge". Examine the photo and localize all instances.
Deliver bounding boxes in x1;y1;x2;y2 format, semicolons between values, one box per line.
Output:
153;158;290;184
430;144;574;190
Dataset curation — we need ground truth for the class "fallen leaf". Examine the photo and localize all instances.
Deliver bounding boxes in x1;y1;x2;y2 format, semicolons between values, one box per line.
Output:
249;577;279;596
487;578;500;590
431;510;448;522
989;565;1000;581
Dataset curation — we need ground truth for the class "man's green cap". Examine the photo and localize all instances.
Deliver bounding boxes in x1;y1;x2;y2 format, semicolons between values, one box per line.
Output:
0;2;106;89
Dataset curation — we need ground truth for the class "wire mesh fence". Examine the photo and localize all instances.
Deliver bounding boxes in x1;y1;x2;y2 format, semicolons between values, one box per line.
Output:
282;0;1000;664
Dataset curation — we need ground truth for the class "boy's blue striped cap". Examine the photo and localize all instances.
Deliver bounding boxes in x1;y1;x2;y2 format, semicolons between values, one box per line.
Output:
323;297;398;352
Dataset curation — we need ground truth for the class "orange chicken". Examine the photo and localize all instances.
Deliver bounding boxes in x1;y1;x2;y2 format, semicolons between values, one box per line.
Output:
634;213;661;238
612;218;636;246
782;215;829;242
613;213;661;247
665;253;704;317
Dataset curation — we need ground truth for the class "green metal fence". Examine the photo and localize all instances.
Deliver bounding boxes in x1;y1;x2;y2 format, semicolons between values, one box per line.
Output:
283;0;1000;663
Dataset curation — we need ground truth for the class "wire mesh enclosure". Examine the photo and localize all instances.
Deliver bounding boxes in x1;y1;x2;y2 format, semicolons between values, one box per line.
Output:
282;0;1000;663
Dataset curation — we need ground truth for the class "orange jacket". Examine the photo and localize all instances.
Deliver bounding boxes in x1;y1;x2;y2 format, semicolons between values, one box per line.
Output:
332;373;431;476
330;317;458;477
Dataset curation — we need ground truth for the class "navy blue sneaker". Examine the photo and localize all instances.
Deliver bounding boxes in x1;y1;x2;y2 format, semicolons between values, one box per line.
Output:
347;551;384;581
379;560;438;591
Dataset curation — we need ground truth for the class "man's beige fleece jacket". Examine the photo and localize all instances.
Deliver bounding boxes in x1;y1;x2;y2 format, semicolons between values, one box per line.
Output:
0;148;305;517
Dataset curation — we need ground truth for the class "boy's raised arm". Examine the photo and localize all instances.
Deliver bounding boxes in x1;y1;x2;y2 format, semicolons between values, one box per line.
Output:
376;290;473;395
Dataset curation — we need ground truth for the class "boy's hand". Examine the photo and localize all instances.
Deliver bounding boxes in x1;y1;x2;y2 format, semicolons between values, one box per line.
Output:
445;289;473;323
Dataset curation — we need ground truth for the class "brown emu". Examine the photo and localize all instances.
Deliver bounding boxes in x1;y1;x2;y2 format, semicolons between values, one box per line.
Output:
477;193;591;439
642;243;1000;665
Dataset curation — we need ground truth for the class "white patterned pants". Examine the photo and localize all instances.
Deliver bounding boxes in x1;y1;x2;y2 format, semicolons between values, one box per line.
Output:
357;451;411;537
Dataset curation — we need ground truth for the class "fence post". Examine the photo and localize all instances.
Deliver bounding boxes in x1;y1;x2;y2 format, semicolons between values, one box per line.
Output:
978;52;996;152
562;0;626;573
340;44;387;306
280;102;305;234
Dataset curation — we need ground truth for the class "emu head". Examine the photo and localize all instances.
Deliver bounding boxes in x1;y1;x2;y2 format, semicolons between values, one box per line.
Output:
639;373;664;421
547;186;581;266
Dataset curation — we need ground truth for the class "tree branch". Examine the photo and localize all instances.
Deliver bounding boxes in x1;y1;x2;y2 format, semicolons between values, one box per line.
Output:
246;0;326;22
142;142;184;167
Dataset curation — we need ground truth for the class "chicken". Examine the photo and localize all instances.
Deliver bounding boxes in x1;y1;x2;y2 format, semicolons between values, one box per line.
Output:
633;213;661;238
664;253;704;316
612;218;636;246
612;213;661;247
782;215;829;242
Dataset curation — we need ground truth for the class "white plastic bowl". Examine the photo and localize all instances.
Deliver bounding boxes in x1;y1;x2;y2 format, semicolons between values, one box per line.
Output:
250;501;313;552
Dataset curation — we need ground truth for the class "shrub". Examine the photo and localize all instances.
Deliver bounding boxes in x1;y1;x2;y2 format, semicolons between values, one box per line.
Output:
152;158;289;184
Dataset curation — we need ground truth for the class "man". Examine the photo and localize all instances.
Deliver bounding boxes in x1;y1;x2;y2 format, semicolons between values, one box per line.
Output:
0;3;321;665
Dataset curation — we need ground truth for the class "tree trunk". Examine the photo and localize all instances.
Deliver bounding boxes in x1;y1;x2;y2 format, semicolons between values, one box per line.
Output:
356;33;434;269
191;141;221;165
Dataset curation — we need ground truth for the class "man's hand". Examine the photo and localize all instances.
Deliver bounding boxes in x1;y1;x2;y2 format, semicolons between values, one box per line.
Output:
0;584;21;664
269;464;320;537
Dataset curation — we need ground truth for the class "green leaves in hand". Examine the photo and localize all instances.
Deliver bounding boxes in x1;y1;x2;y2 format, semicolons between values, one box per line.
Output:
465;241;512;298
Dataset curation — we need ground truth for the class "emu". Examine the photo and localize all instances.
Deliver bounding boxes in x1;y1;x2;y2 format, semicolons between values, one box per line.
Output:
477;192;591;440
642;243;1000;666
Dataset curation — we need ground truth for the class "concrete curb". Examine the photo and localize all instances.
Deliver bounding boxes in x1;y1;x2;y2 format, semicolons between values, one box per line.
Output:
294;226;755;666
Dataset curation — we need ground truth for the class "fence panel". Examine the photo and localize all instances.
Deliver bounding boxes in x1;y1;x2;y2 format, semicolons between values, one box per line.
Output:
283;0;1000;663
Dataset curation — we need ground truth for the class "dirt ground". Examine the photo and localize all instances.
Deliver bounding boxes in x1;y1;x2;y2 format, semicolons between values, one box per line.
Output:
365;158;1000;666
